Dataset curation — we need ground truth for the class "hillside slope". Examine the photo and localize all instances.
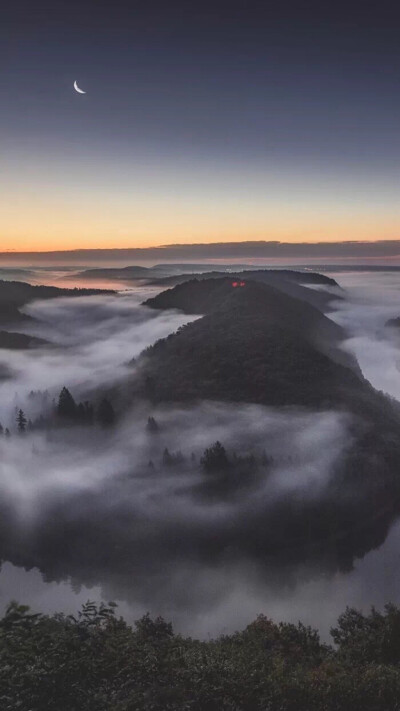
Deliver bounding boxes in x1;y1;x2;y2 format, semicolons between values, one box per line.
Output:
148;268;340;311
0;331;48;349
139;277;400;426
143;277;356;374
0;280;114;326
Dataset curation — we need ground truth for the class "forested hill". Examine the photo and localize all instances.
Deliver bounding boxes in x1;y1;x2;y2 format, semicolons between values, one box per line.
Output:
150;268;339;288
143;277;355;374
0;280;115;325
139;277;390;420
146;269;340;311
0;331;48;349
131;276;400;573
144;275;336;321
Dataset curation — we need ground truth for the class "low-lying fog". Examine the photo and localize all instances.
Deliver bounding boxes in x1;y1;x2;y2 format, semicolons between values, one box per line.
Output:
1;270;400;640
326;271;400;402
0;288;196;415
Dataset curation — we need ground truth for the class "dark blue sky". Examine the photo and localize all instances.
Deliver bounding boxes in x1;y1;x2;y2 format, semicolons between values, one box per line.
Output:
2;0;400;251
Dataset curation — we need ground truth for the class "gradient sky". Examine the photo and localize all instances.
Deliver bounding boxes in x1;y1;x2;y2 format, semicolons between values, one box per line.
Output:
2;0;400;251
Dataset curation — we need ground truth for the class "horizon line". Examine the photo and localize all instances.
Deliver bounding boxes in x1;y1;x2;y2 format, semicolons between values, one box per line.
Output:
2;238;400;256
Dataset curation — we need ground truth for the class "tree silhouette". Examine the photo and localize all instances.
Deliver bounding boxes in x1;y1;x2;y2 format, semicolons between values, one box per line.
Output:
16;409;27;434
144;375;156;401
57;387;77;419
76;402;86;422
146;416;159;433
97;398;115;427
201;441;229;473
162;448;172;467
83;401;94;425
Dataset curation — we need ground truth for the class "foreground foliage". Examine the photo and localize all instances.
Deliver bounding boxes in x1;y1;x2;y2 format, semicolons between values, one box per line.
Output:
2;602;400;709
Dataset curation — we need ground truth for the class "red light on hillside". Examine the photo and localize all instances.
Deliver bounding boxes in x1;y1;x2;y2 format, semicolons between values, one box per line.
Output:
239;281;246;287
232;281;239;287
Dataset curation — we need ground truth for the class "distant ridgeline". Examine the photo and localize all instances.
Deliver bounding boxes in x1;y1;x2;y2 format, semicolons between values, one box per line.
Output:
0;330;48;350
147;268;341;313
140;276;360;407
0;279;115;327
0;279;115;353
133;275;400;569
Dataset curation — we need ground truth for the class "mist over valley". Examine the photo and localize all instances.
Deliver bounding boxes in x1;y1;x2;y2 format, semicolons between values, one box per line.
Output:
0;267;399;642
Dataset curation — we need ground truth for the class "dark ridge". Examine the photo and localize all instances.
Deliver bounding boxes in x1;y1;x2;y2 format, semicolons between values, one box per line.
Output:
139;278;387;410
0;331;49;349
0;280;115;325
143;276;354;372
74;265;150;280
385;317;400;329
146;269;341;312
149;268;339;288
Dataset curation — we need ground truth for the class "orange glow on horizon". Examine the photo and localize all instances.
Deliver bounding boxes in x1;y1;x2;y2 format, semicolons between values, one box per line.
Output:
1;176;399;252
2;222;400;253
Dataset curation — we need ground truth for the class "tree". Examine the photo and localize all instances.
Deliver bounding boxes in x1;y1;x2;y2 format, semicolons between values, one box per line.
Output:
5;428;10;438
144;375;156;401
4;601;400;709
57;387;77;419
83;402;94;425
162;448;172;466
97;398;115;427
146;416;159;433
0;423;3;436
76;402;86;422
200;441;229;473
261;449;272;466
331;604;400;665
16;409;27;434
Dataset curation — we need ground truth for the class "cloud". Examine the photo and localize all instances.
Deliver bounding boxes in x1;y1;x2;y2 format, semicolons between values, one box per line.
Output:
329;271;400;399
0;399;352;630
0;290;197;425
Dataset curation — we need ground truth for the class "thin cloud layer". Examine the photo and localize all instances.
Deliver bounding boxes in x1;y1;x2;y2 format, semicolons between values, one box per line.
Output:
0;290;197;425
329;271;400;400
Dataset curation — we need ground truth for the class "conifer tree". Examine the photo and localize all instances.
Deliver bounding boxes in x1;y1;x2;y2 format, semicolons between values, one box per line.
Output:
84;402;94;424
162;448;172;466
97;398;115;427
200;441;229;473
16;409;27;434
57;387;77;419
146;416;159;433
76;402;86;422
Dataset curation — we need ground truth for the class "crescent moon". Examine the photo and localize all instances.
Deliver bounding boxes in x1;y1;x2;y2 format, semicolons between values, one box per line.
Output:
73;80;86;94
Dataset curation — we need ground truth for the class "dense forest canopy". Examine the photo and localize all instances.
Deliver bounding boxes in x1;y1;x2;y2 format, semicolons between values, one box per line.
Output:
2;601;400;710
